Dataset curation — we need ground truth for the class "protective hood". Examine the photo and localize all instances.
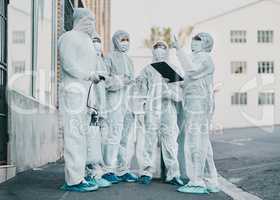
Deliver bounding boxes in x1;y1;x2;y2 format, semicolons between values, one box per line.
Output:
112;30;130;52
73;8;96;38
152;40;169;62
196;32;214;53
92;32;102;56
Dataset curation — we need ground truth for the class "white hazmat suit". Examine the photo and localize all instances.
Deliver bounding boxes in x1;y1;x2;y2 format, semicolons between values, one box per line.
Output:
85;34;109;180
58;8;99;186
102;31;135;177
175;33;218;193
138;41;183;182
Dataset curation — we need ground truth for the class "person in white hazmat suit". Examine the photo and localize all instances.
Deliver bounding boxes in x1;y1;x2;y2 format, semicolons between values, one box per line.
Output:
101;30;138;183
137;41;184;185
117;74;148;178
173;33;219;194
58;8;102;192
84;34;112;188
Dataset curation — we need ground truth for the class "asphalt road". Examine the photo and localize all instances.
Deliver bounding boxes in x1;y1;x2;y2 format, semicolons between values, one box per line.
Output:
0;125;279;200
212;125;280;200
0;163;231;200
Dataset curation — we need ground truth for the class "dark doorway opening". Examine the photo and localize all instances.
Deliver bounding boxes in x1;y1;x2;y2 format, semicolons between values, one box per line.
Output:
0;0;8;165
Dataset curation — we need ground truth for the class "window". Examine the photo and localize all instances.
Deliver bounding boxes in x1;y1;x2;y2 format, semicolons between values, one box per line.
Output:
231;61;247;74
231;92;247;105
9;0;56;105
12;61;25;73
32;0;56;104
64;0;74;31
258;30;273;43
258;92;275;105
258;61;274;74
12;31;25;44
231;30;247;43
8;0;33;96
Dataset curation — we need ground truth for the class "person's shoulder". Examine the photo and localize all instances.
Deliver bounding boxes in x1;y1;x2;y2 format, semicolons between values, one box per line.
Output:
59;30;75;40
198;52;212;60
105;51;116;59
58;30;82;46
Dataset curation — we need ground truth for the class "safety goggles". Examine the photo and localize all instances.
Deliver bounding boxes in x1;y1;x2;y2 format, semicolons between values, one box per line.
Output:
92;37;101;43
193;35;202;41
153;43;167;50
120;37;130;42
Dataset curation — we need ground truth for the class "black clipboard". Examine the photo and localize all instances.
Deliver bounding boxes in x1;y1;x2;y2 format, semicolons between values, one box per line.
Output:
151;62;184;83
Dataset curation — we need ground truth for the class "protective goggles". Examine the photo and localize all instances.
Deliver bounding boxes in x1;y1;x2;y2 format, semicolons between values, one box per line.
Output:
193;35;202;41
120;37;130;42
153;42;167;49
92;37;101;43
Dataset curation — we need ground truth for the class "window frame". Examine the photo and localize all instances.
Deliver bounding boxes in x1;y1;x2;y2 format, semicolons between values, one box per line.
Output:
258;92;275;106
230;30;247;43
231;61;247;75
257;30;274;43
231;92;248;105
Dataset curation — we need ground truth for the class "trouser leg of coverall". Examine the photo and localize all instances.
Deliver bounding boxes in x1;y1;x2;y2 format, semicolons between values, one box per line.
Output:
141;112;160;177
135;114;145;173
103;105;125;173
160;101;180;181
100;118;109;164
86;125;104;179
203;137;218;188
61;92;88;186
184;98;210;187
117;111;135;176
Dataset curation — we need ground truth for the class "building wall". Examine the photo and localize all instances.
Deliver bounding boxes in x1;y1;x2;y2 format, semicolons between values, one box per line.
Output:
7;0;60;172
84;0;111;53
7;90;59;172
192;1;280;129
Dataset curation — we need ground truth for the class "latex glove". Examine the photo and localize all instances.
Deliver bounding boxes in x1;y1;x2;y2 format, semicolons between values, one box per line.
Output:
162;90;172;100
123;75;135;85
163;78;171;83
89;72;100;84
214;82;223;93
171;35;181;50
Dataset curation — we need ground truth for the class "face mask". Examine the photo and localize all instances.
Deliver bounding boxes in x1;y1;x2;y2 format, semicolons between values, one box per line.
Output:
191;39;203;53
153;48;167;62
119;41;129;52
93;42;102;56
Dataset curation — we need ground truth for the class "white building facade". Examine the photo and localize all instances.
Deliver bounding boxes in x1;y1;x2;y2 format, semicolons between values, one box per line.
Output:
6;0;59;177
191;0;280;129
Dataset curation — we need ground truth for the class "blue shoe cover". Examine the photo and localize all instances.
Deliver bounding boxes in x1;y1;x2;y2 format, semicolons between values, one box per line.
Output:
60;181;98;192
118;173;138;183
84;176;97;186
95;178;112;188
138;175;152;185
102;173;121;184
167;177;184;186
177;185;209;194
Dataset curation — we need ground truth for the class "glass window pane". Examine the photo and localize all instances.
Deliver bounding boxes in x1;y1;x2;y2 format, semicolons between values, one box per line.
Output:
35;0;54;104
0;20;2;63
8;0;32;96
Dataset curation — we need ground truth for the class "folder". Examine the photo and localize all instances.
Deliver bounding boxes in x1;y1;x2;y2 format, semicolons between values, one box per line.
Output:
151;62;184;83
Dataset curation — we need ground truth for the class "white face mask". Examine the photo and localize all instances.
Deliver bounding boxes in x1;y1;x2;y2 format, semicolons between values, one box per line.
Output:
153;48;168;62
93;42;102;56
191;39;203;53
119;41;129;52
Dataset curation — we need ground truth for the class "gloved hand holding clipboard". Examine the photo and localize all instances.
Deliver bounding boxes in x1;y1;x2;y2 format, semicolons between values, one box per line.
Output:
151;62;184;83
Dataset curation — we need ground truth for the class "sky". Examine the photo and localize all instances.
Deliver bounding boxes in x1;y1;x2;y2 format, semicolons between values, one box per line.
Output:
111;0;258;49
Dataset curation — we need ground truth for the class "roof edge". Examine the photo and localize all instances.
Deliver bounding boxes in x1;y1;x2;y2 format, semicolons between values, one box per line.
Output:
193;0;278;26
